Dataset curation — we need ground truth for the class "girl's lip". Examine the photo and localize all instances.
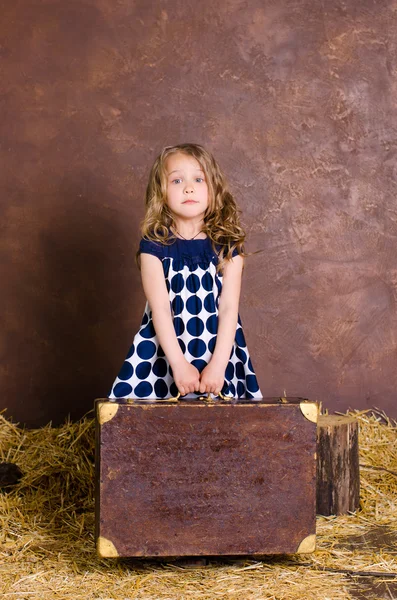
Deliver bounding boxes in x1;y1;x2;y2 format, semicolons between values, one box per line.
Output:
183;200;198;204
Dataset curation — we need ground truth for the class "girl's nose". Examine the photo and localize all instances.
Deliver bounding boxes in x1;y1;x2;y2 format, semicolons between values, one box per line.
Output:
184;185;194;194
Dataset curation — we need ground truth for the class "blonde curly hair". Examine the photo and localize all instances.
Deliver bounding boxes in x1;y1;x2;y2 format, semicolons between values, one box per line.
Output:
137;143;248;273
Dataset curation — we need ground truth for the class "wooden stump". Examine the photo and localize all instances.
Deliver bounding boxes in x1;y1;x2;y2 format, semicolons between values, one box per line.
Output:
316;415;360;516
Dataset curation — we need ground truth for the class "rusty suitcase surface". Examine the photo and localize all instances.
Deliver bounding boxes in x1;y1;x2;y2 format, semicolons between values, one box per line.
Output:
95;397;318;558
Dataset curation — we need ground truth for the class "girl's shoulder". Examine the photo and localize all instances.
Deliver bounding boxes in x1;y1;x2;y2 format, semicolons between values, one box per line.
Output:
139;236;166;258
215;243;240;257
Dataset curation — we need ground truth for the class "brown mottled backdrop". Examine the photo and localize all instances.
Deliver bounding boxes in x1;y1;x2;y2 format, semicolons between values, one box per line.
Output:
1;0;397;426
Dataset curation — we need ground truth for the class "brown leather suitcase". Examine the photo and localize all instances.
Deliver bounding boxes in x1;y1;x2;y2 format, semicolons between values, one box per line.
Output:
95;396;318;558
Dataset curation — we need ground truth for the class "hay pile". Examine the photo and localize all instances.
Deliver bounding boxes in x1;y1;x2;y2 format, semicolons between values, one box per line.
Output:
0;408;396;600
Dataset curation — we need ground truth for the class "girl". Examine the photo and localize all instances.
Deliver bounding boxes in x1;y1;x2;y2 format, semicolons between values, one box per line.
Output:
108;143;262;401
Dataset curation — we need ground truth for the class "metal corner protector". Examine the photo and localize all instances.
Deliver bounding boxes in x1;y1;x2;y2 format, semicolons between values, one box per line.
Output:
296;533;316;554
299;401;318;424
97;535;119;558
97;402;119;425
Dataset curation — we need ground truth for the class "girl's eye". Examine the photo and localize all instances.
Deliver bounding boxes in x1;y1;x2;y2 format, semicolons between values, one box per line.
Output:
196;177;204;183
172;178;182;184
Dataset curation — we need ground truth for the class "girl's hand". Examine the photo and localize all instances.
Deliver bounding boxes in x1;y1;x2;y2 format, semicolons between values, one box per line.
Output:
198;361;225;396
172;360;201;396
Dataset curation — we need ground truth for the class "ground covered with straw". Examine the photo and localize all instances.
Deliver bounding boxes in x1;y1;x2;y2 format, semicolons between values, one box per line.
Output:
0;408;396;600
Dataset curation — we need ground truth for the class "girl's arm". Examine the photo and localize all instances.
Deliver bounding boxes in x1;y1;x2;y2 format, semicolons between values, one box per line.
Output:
140;253;200;396
199;254;244;395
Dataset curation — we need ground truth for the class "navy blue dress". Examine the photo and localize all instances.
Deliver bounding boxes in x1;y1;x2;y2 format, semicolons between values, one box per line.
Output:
108;236;262;400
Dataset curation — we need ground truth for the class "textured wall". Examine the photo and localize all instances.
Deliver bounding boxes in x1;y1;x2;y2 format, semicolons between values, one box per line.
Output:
1;0;397;426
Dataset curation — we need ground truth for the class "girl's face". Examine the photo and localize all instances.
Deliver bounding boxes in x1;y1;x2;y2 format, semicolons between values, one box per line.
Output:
164;153;209;223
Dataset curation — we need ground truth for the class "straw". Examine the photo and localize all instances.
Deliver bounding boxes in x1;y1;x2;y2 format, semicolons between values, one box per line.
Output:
0;408;396;599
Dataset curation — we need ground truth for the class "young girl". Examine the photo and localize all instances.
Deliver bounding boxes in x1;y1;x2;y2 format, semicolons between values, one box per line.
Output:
108;143;262;401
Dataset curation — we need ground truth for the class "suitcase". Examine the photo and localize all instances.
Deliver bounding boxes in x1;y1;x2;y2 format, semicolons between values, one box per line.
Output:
95;395;318;558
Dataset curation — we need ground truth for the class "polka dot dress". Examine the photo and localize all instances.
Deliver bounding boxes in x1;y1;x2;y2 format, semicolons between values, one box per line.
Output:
108;236;262;401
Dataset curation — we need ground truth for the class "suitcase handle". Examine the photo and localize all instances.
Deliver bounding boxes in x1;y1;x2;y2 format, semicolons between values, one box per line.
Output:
158;391;234;403
196;391;233;403
124;392;235;404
